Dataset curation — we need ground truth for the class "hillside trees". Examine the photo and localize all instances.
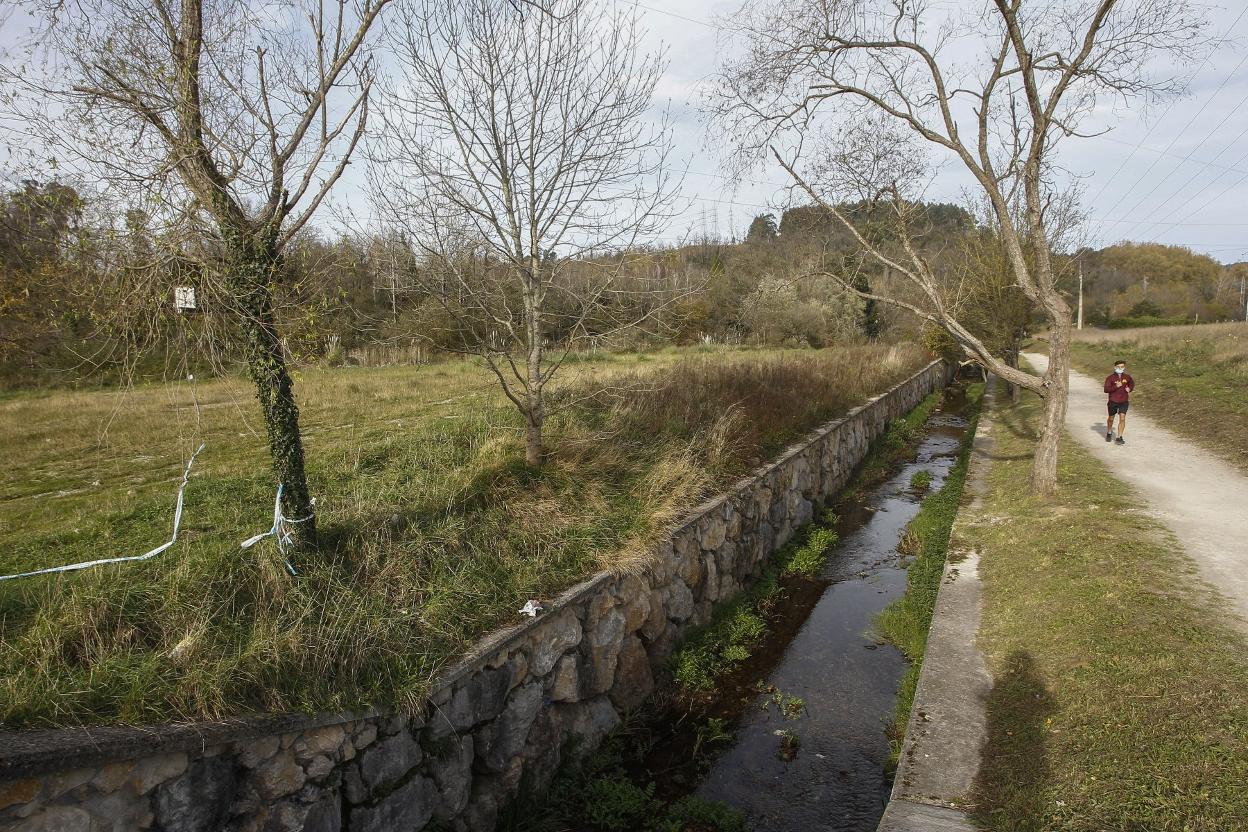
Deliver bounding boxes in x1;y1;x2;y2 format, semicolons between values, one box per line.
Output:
370;0;682;466
3;0;393;547
712;0;1208;494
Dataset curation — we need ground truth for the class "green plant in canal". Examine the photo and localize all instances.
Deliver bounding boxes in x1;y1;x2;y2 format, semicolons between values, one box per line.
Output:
671;513;841;694
692;716;734;758
877;384;983;772
775;728;801;761
584;777;656;831
909;469;933;492
755;683;807;720
656;796;748;832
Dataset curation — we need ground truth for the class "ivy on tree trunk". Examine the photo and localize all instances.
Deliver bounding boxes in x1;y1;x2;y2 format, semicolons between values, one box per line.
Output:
227;240;317;550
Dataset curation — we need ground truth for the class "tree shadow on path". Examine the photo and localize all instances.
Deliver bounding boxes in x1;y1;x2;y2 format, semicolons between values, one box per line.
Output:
971;650;1056;832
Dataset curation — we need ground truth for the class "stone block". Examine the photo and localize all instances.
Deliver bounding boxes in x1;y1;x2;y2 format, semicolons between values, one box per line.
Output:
528;610;581;677
673;531;701;589
13;806;91;832
697;512;727;551
152;755;237;832
254;750;306;801
348;775;436;832
638;588;666;642
130;753;188;795
548;654;579;702
357;730;421;795
0;778;40;812
701;557;719;603
615;574;650;633
447;664;512;730
237;735;281;769
430;735;473;820
663;580;694;623
608;636;654;712
582;603;626;696
352;723;378;751
294;724;346;764
475;681;543;772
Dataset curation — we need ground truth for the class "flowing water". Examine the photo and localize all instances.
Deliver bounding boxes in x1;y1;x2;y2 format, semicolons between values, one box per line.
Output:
687;390;971;831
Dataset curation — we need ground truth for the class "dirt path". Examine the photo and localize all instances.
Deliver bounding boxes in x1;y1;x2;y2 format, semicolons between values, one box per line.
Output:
1024;353;1248;633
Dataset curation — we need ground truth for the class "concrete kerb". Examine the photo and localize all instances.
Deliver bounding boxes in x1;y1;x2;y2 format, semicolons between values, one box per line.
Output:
876;375;997;832
0;360;948;785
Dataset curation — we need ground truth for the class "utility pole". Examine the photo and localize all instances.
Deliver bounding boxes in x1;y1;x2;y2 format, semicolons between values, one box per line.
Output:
1077;259;1084;330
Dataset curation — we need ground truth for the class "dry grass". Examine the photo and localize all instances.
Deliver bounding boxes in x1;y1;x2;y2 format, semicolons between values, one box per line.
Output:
0;343;928;727
1068;320;1247;345
1069;321;1248;472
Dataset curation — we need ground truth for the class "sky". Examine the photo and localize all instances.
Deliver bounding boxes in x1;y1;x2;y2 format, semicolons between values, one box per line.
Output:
3;1;1247;264
634;0;1248;263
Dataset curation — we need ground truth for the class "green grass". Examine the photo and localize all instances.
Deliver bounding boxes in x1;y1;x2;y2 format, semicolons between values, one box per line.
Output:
1070;321;1248;472
669;512;840;694
0;343;929;727
967;388;1248;830
908;469;933;492
877;384;983;770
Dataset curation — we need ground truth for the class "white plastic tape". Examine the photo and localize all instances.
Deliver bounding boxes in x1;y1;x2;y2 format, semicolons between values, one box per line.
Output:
240;483;313;575
0;443;206;582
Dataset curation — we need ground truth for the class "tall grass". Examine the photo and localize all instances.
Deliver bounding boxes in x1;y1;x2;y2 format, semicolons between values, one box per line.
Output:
0;343;928;727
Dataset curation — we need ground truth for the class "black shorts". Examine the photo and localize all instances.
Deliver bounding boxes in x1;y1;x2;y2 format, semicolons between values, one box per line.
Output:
1108;401;1129;416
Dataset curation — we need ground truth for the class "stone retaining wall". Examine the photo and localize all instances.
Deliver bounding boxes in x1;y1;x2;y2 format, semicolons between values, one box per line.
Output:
0;360;952;832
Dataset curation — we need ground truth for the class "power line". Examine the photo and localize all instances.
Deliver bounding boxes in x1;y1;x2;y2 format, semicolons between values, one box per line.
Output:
1128;123;1248;242
1110;83;1248;239
1083;4;1248;215
1095;45;1248;243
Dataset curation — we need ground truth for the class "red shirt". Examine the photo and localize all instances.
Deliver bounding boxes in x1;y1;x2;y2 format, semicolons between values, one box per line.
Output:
1104;372;1134;403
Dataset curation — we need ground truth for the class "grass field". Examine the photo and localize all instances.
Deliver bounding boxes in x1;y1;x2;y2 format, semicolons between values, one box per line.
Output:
0;343;928;727
1070;321;1248;472
968;390;1248;831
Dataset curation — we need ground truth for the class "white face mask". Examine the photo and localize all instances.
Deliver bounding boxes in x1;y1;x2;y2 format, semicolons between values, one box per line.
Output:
1115;367;1125;374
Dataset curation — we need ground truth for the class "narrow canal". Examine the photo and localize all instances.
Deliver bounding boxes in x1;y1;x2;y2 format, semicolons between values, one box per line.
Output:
688;389;970;830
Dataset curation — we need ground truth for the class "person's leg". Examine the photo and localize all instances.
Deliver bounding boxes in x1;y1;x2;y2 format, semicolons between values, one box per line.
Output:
1107;405;1115;440
1118;412;1127;437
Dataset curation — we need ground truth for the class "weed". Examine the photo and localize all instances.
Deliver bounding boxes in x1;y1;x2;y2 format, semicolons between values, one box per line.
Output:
775;728;801;761
692;716;733;759
909;469;932;492
655;796;747;832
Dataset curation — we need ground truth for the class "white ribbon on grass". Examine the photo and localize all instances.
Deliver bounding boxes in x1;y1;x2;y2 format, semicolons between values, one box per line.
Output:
240;483;314;575
0;443;206;582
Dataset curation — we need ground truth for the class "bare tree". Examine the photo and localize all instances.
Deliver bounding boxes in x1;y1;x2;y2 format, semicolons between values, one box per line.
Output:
711;0;1208;494
2;0;393;546
369;0;683;467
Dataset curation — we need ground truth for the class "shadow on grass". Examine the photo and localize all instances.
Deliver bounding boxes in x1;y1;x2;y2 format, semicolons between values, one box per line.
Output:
972;650;1055;832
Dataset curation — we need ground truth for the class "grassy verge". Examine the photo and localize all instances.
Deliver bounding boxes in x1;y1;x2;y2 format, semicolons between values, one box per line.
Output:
877;384;983;768
1069;321;1248;472
968;389;1248;830
0;344;929;727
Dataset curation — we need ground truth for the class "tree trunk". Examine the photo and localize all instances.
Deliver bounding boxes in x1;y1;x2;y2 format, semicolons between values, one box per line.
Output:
227;240;317;549
1030;317;1071;496
523;276;545;468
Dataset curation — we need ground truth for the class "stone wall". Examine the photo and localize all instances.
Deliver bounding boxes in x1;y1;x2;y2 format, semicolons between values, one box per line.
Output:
0;361;951;832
